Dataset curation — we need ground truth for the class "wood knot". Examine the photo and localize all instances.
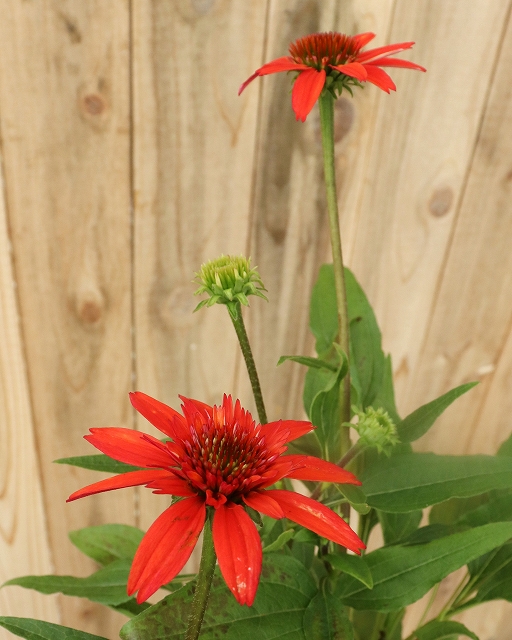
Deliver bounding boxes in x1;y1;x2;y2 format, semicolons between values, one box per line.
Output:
428;187;453;217
191;0;215;14
82;93;106;116
75;292;104;325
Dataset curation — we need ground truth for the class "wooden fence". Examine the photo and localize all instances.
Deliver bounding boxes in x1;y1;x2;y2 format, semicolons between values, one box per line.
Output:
1;1;511;637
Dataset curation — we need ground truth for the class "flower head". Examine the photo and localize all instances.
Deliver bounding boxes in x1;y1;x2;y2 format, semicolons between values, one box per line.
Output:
194;254;267;314
68;393;365;605
239;31;426;122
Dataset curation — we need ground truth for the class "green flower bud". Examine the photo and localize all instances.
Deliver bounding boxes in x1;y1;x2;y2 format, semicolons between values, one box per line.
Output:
194;255;267;313
352;406;399;456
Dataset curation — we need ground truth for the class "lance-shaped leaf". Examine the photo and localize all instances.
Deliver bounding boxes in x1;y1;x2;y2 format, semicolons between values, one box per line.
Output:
0;618;108;640
413;620;479;640
310;264;338;356
3;559;132;606
396;382;478;443
69;524;144;566
55;454;141;474
362;453;512;512
120;555;317;639
336;522;512;611
324;553;373;589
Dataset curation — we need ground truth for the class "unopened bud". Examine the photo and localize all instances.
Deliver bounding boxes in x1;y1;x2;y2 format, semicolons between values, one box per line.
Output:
352;406;399;456
194;255;267;313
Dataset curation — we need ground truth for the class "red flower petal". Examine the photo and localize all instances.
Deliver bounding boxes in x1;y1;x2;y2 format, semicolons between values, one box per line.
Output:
267;490;365;554
291;68;326;122
67;469;172;502
213;503;262;606
128;496;206;602
357;41;415;63
238;55;310;95
129;391;186;439
85;427;172;468
260;419;314;445
330;61;367;81
243;490;285;519
352;32;376;49
282;455;362;485
144;476;197;497
366;56;426;72
363;65;396;93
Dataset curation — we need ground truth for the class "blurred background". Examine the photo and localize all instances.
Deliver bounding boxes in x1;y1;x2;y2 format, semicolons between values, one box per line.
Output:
1;0;511;637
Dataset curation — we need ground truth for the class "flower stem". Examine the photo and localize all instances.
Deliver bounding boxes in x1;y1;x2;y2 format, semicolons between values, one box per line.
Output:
185;517;217;640
228;302;268;424
318;91;351;451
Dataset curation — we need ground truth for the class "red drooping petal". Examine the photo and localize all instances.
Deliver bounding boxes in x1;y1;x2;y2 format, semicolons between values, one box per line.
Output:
239;56;310;95
260;419;314;446
357;41;415;63
330;61;367;81
283;455;362;485
267;490;366;554
213;503;262;606
144;476;197;497
179;395;213;426
291;68;326;122
67;469;172;502
363;65;396;93
366;56;426;72
128;496;206;603
129;392;186;439
85;428;173;468
243;491;285;519
352;32;376;49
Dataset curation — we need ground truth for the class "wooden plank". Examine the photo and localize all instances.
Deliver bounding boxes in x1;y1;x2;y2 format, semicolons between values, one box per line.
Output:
0;160;61;626
345;0;510;423
247;0;396;422
407;6;512;456
0;2;134;635
131;0;269;550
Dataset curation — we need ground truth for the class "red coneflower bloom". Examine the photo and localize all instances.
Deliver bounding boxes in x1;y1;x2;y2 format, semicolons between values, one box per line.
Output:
239;31;426;122
68;392;365;606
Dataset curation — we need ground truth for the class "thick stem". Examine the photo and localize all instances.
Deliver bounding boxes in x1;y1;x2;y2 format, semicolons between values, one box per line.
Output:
229;302;268;424
318;91;351;451
185;517;217;640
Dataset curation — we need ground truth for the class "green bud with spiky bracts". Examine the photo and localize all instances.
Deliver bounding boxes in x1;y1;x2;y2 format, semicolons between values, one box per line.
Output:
194;255;267;315
352;406;399;457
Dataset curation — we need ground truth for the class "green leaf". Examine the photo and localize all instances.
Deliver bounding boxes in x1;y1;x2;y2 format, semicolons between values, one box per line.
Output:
303;591;354;639
351;610;404;640
324;553;373;589
457;492;512;527
396;383;478;444
263;529;295;553
333;484;370;515
120;555;317;639
345;268;385;408
69;524;144;566
372;355;400;423
310;264;338;356
472;544;512;604
0;618;108;640
55;454;141;474
303;367;337;419
362;453;512;512
336;522;512;611
4;559;132;606
414;620;479;640
378;510;422;545
429;495;489;526
277;355;337;372
498;431;512;457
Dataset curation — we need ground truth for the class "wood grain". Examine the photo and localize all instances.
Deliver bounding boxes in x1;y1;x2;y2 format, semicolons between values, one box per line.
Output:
0;1;134;635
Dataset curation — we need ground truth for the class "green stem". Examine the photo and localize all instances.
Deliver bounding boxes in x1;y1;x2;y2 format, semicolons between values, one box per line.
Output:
185;517;217;640
228;302;268;424
318;91;351;451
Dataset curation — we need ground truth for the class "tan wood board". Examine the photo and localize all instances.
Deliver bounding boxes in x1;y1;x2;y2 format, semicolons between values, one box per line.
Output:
0;157;60;627
0;2;135;635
